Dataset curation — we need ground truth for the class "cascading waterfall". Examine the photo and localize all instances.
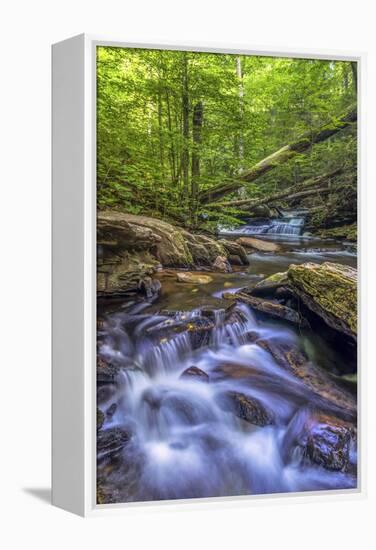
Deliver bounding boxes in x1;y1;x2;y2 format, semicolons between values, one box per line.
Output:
97;301;356;502
219;215;305;237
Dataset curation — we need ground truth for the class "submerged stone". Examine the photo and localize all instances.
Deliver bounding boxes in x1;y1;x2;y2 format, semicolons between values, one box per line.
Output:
176;272;213;284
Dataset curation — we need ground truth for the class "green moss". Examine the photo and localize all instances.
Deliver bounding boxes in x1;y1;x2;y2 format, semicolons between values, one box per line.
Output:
288;262;357;339
255;271;288;288
317;223;357;242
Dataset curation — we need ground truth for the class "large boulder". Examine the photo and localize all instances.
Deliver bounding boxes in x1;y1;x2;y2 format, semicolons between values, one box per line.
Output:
97;211;236;296
287;262;357;341
236;236;281;252
181;230;226;266
247;262;357;341
98;212;194;267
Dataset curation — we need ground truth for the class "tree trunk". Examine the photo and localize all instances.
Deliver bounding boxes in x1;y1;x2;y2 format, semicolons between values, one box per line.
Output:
198;105;356;204
181;52;190;198
351;62;358;93
191;101;203;199
236;56;244;166
206;168;343;210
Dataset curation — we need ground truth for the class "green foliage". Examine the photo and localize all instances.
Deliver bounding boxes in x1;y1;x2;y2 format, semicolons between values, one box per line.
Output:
97;47;356;227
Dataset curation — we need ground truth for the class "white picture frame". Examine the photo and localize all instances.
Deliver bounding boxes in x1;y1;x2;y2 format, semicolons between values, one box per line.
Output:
52;33;366;517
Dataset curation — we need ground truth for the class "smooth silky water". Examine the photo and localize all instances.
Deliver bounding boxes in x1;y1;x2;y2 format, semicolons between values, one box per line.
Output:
97;237;357;502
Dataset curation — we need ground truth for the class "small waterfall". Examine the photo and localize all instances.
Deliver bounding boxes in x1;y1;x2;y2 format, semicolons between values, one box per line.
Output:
219;214;305;237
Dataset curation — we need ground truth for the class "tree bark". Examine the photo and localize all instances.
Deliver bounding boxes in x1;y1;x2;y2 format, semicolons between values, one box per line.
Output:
191;101;203;198
351;62;358;93
181;52;190;197
198;105;356;204
206;168;343;210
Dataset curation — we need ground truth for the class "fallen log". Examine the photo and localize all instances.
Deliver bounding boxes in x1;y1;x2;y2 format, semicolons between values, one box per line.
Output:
207;168;341;209
198;105;356;204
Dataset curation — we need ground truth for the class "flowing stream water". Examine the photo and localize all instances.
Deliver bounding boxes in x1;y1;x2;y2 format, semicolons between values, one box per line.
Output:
219;214;306;237
97;236;357;503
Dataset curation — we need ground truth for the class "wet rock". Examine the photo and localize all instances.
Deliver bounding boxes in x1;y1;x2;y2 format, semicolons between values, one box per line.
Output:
236;236;281;252
97;427;130;458
223;291;304;325
219;391;274;426
215;362;262;379
287;262;357;341
97;384;117;405
147;315;215;350
176;272;213;284
185;317;215;348
97;408;105;430
302;414;355;471
138;276;161;299
106;403;117;418
219;239;250;265
97;356;121;384
212;255;232;273
180;366;209;382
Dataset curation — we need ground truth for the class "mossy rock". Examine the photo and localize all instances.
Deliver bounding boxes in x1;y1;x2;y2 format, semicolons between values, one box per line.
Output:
288;262;357;340
317;223;357;242
252;271;288;294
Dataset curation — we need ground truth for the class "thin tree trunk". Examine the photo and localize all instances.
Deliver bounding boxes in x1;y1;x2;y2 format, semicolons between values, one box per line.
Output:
191;102;203;197
165;91;177;184
198;105;356;204
351;62;358;93
236;56;244;166
190;101;203;226
157;86;165;181
181;52;190;198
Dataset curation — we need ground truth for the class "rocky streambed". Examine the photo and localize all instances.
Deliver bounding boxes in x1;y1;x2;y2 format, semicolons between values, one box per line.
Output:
96;212;358;504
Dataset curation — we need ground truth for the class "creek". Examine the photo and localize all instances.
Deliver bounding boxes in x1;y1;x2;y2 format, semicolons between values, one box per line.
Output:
97;235;357;503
